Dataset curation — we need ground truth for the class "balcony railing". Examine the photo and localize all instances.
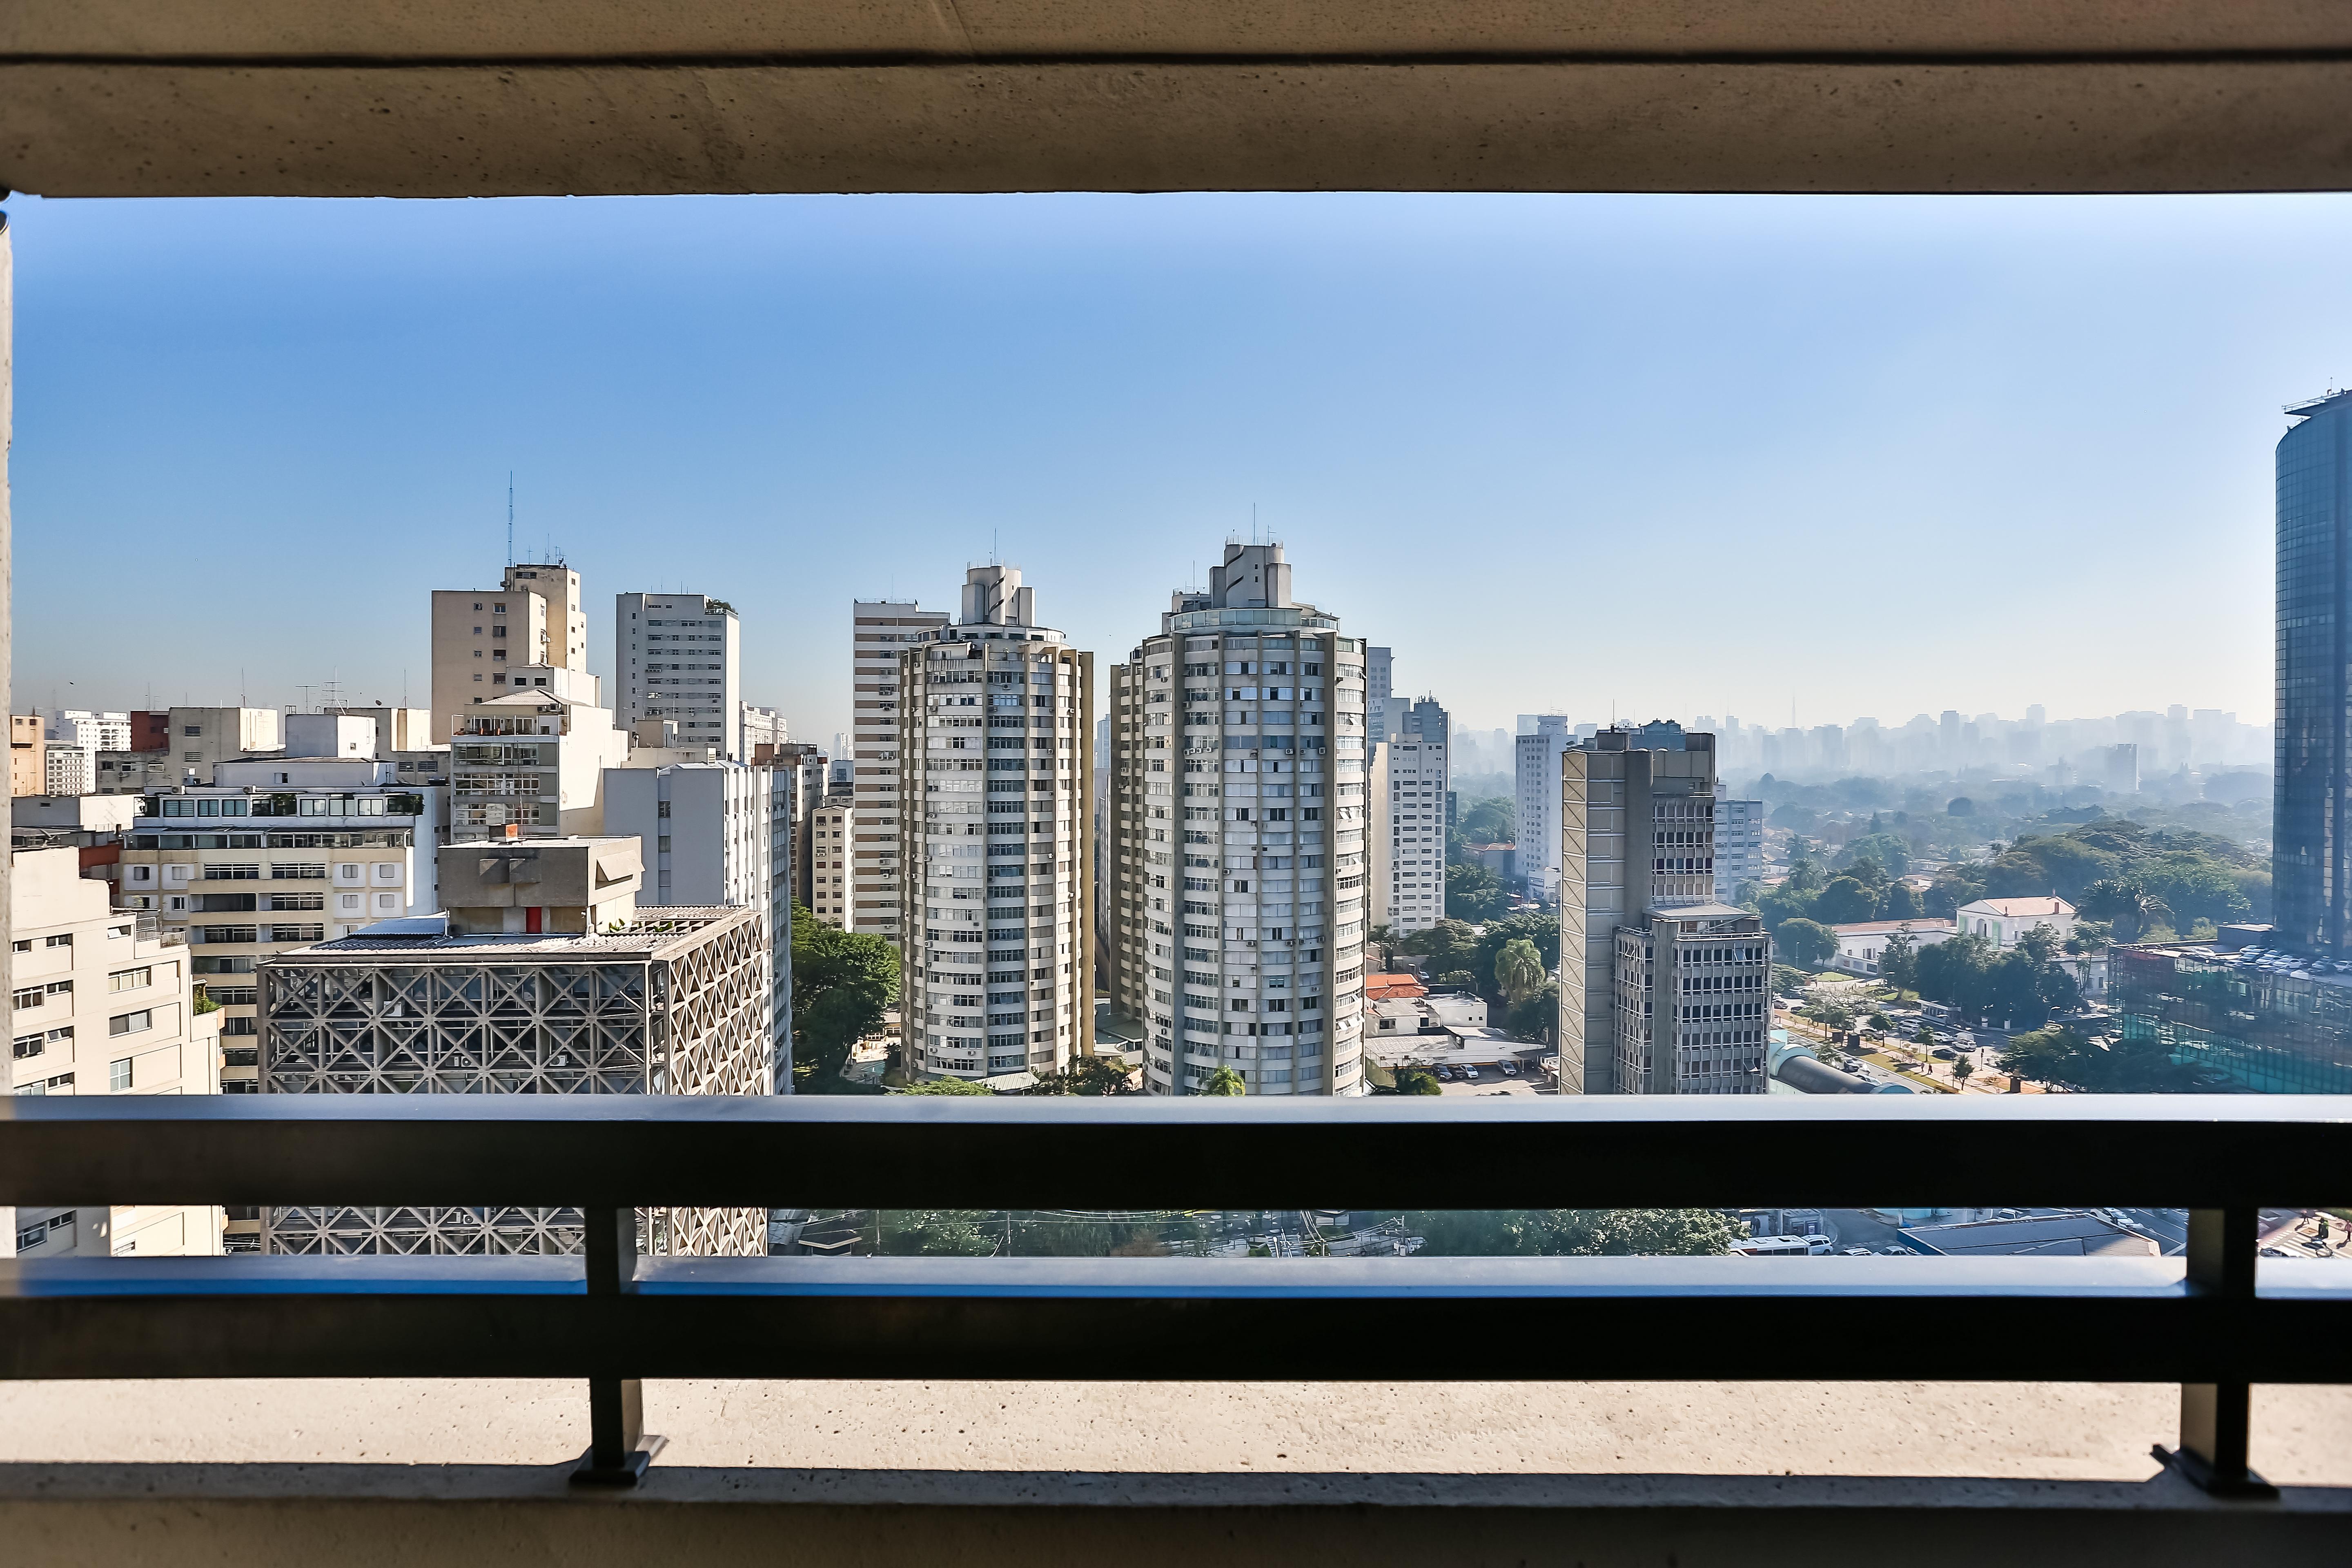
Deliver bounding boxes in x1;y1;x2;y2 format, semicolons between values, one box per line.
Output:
0;1095;2345;1491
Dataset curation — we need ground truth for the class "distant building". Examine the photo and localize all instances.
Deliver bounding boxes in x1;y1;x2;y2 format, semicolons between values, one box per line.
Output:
616;591;744;758
2277;388;2352;958
1557;728;1722;1096
1828;918;1956;977
1373;697;1449;934
804;797;853;929
49;710;132;753
1954;896;2076;950
447;688;628;842
2103;742;2140;795
43;743;96;797
10;714;45;797
8;845;225;1256
740;702;787;755
1365;646;1393;745
1514;716;1571;903
852;599;949;947
1713;797;1767;904
159;707;284;784
1898;1211;2158;1258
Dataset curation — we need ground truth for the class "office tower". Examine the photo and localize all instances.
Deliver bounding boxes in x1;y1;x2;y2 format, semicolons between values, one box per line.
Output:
1376;696;1449;933
1713;796;1767;904
1107;541;1369;1096
1613;904;1771;1094
7;845;227;1256
118;757;444;1082
2277;390;2352;955
853;599;950;946
1515;715;1572;903
896;565;1094;1085
1365;646;1393;744
259;837;769;1254
1557;727;1721;1096
616;592;744;758
604;756;787;1082
430;563;588;745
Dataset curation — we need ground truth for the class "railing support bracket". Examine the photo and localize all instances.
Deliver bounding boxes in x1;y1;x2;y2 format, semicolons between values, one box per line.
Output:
570;1207;660;1488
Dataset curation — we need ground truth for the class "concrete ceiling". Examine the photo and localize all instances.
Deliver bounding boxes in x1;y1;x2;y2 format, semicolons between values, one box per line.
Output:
4;3;2352;196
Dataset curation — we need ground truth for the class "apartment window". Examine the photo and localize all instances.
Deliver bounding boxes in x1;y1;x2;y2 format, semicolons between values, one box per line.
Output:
46;933;72;948
183;726;202;737
9;940;25;954
339;894;362;911
109;966;153;993
109;1009;153;1038
109;1058;133;1091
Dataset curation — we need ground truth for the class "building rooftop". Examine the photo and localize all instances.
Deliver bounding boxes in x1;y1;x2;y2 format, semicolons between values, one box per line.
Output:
1958;897;2076;920
272;906;751;962
1899;1212;2159;1259
1645;901;1754;923
1829;919;1957;937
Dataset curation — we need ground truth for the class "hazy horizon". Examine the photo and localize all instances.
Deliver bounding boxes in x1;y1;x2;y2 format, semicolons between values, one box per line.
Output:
8;190;2332;742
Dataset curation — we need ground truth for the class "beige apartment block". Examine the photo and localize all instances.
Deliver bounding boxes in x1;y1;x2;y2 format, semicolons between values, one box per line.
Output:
1106;543;1369;1096
325;706;436;753
430;563;586;745
448;689;628;843
898;566;1094;1085
4;846;224;1261
806;798;853;929
852;599;948;946
116;759;444;1090
10;713;45;797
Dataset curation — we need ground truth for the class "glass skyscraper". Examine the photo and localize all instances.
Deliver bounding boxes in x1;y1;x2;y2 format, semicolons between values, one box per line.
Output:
2276;389;2352;958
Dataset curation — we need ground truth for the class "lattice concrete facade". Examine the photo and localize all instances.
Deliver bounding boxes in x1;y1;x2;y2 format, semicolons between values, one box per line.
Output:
257;907;769;1255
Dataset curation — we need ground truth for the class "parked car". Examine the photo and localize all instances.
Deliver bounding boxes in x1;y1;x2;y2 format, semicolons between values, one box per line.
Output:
1461;1064;1481;1081
1434;1065;1453;1081
1501;1060;1521;1076
1930;1046;1956;1061
1841;1247;1875;1257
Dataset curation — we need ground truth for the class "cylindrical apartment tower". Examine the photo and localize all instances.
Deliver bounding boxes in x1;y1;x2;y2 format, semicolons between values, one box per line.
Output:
1107;542;1370;1095
897;566;1095;1083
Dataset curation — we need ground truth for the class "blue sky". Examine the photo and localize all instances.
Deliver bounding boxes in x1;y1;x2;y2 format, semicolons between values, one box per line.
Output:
5;191;2336;744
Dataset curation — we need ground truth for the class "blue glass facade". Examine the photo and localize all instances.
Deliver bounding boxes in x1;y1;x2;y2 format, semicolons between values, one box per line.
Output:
2112;944;2352;1094
2275;392;2352;958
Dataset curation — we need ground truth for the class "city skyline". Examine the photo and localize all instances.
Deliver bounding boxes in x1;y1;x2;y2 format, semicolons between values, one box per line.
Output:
11;190;2345;738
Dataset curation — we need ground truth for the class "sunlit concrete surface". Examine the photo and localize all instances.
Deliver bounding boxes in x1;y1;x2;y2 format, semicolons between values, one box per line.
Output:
0;1378;2347;1483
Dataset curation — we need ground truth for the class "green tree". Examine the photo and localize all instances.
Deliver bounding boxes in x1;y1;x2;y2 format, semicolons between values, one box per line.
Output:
1458;795;1515;842
1813;877;1878;924
877;1210;998;1255
1840;832;1912;881
1997;1025;2200;1093
1951;1055;1974;1086
1915;1022;1935;1047
1197;1065;1248;1096
895;1075;993;1096
1775;917;1839;968
1504;980;1559;1043
1445;862;1509;922
1400;1207;1736;1256
1875;882;1926;920
792;903;899;1090
1399;919;1481;977
1493;937;1547;1006
1878;930;1919;995
1026;1056;1136;1095
1390;1067;1443;1096
1784;853;1826;894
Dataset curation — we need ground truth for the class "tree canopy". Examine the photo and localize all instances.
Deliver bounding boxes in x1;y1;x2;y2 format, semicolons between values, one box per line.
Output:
1445;862;1510;922
1025;1056;1138;1095
1396;1208;1737;1256
1196;1065;1248;1096
1775;918;1839;967
791;904;899;1091
1996;1025;2201;1092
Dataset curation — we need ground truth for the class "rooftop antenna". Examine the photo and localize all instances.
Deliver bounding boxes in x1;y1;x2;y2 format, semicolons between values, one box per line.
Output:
506;472;514;570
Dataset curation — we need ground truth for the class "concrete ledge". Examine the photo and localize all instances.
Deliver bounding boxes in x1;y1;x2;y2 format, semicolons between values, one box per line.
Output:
0;1465;2345;1568
9;58;2352;197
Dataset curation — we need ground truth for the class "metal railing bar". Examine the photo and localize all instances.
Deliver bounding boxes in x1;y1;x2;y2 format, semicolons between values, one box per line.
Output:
1;1096;2345;1211
0;1267;2342;1385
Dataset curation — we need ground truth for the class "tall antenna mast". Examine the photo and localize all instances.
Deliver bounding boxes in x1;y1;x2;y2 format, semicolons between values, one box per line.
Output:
506;472;515;569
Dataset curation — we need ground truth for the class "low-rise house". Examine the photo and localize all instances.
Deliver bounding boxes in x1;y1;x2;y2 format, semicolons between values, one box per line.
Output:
1954;896;2078;950
1828;918;1956;977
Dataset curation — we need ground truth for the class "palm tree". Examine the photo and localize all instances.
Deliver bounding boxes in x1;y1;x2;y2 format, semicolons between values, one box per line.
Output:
1494;938;1547;1006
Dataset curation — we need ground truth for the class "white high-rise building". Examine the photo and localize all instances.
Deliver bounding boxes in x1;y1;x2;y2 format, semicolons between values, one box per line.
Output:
897;565;1094;1085
49;710;132;753
1515;715;1572;904
1713;797;1767;904
1106;541;1370;1096
1374;696;1449;933
853;599;949;946
616;592;743;759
